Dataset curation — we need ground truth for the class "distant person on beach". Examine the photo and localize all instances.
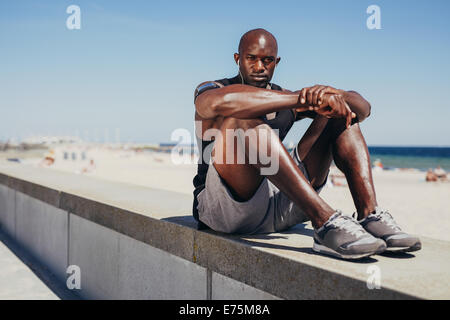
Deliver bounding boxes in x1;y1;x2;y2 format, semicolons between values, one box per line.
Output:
426;169;438;182
372;158;383;172
40;156;55;167
40;150;55;167
192;28;421;260
329;165;347;187
81;159;96;174
330;174;347;187
434;166;447;181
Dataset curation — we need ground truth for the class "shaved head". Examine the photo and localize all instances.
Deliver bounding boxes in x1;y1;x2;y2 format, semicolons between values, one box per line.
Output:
238;28;278;55
234;28;280;87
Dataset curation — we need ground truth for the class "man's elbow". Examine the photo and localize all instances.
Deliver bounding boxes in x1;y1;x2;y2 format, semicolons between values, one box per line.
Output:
355;102;371;123
196;91;235;119
349;91;371;122
362;101;371;121
195;96;219;120
205;93;234;118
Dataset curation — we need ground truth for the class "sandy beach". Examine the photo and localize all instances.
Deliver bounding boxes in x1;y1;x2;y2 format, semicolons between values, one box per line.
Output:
5;146;450;242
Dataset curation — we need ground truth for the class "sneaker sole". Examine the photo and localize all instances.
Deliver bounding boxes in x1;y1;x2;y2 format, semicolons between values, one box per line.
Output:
313;242;376;260
386;242;421;253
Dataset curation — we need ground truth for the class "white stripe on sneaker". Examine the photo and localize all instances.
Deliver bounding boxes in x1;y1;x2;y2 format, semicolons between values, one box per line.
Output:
312;242;374;260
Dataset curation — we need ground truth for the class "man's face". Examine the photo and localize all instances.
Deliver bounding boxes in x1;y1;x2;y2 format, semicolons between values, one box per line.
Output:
235;35;280;88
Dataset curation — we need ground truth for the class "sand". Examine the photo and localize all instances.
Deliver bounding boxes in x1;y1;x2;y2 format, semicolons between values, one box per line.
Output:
6;146;450;242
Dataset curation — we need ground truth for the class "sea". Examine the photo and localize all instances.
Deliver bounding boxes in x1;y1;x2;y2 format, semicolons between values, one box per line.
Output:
166;143;450;172
367;146;450;171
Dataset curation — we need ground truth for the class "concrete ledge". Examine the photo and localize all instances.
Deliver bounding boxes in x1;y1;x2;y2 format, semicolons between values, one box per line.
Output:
0;163;449;299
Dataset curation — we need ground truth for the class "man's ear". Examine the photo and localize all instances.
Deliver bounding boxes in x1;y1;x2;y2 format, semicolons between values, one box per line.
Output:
234;53;240;65
276;57;281;66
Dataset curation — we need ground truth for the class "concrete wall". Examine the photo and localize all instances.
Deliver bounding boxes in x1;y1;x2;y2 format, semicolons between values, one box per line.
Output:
0;184;15;238
0;179;279;299
1;167;449;300
68;214;207;299
15;191;68;282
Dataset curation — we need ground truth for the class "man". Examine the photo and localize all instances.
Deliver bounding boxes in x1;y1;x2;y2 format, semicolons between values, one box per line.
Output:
426;168;438;182
434;165;447;181
192;28;421;260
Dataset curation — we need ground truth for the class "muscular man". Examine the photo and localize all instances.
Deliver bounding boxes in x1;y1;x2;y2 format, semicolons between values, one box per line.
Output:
192;28;421;260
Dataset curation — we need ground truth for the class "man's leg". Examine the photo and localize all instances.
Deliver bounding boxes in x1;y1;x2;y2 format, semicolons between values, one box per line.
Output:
297;116;378;220
210;116;385;259
211;116;335;229
298;115;421;252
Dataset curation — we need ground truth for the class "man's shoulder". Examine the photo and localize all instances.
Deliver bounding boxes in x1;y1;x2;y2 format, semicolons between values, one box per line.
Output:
195;76;285;91
194;80;225;101
214;75;240;86
194;76;239;98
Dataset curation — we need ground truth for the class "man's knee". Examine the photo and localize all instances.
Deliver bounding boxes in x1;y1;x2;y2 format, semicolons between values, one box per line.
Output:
327;118;362;141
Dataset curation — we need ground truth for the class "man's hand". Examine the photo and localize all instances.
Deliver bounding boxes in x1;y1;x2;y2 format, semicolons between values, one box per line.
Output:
317;94;356;128
299;85;342;106
296;85;356;128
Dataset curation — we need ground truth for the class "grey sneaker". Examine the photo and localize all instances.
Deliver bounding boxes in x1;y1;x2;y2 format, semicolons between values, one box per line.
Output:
313;211;387;260
354;208;422;253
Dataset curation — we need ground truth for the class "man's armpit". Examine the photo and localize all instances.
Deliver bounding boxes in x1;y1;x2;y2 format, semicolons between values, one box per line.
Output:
194;81;222;101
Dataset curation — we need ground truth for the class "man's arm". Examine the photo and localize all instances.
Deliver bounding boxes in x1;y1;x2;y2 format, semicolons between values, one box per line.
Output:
337;90;371;121
194;82;308;120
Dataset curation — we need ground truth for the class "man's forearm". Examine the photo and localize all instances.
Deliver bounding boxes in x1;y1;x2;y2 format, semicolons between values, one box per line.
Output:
196;84;307;119
219;86;301;118
341;90;371;122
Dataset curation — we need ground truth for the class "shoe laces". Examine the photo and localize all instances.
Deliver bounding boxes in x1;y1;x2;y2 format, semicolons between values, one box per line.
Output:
373;208;402;232
328;212;366;237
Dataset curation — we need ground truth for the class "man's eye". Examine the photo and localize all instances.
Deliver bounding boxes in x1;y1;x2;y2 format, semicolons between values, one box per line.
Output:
264;58;274;64
247;56;256;61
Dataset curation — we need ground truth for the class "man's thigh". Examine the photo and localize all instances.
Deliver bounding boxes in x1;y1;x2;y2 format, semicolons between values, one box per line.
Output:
211;117;268;201
197;147;328;234
197;160;273;234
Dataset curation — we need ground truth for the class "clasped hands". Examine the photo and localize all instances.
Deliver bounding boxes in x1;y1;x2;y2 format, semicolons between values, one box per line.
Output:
295;85;356;128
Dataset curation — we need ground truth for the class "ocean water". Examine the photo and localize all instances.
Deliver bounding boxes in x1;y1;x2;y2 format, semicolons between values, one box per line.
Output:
184;143;450;172
368;147;450;171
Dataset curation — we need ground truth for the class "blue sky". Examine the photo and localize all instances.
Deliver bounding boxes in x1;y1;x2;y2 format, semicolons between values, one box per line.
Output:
1;0;449;146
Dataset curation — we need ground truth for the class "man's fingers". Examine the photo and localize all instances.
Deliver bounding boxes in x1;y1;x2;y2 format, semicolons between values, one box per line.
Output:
346;110;352;128
336;96;351;128
315;94;356;128
344;100;353;128
300;85;340;106
317;87;327;105
307;88;315;106
312;86;325;105
300;88;308;104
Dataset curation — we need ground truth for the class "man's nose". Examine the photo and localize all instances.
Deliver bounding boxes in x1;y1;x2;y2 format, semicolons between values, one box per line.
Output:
254;59;265;73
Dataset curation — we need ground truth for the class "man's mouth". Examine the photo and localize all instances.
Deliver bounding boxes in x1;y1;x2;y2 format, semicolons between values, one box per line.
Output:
250;74;268;81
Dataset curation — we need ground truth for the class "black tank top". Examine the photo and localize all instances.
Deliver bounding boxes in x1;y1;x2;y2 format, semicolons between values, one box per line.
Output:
192;75;296;227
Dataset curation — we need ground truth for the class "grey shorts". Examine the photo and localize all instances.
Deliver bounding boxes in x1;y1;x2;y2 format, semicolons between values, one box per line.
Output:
196;147;327;235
